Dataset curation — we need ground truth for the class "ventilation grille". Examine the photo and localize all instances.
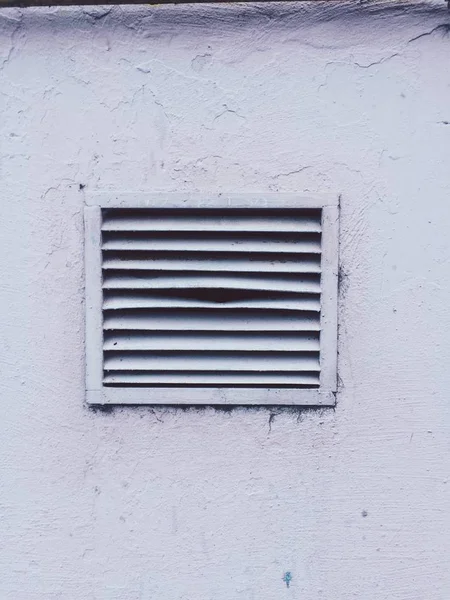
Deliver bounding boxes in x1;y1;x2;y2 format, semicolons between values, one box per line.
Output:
101;208;322;388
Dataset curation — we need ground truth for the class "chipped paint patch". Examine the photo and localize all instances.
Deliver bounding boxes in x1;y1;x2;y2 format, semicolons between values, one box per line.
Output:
283;572;293;588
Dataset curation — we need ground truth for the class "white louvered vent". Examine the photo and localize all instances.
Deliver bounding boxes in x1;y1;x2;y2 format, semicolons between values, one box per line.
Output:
85;195;338;406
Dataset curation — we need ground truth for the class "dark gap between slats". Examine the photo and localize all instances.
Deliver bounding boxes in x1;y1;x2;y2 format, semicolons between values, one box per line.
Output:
101;250;322;262
102;289;320;304
103;383;321;388
103;350;320;357
102;270;321;282
102;231;321;240
103;330;320;339
102;208;322;219
102;307;321;317
103;369;320;388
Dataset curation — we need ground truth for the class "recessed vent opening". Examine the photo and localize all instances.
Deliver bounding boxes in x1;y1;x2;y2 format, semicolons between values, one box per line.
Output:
100;208;323;389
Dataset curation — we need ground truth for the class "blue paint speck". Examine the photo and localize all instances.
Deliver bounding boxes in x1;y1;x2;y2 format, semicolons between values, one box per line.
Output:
283;572;292;588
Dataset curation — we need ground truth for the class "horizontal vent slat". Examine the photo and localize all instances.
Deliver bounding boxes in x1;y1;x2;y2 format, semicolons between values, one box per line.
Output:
102;272;321;294
104;351;320;372
103;291;321;312
102;234;320;254
104;371;320;386
102;234;320;256
103;332;320;352
102;210;321;233
102;254;321;273
103;309;320;331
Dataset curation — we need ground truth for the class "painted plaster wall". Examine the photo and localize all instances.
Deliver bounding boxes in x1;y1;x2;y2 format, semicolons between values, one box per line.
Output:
1;2;450;598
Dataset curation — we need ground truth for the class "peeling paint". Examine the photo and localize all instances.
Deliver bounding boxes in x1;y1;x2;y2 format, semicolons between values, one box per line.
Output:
283;572;293;588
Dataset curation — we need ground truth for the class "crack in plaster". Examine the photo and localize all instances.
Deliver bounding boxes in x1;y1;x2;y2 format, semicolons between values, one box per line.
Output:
272;166;312;180
0;13;22;72
407;23;450;43
213;105;246;123
354;52;400;69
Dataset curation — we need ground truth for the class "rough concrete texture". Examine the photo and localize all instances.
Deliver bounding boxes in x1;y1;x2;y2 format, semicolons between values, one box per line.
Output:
1;1;450;598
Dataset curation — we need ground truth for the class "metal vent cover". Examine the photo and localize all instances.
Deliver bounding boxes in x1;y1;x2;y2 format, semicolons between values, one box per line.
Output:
85;194;338;406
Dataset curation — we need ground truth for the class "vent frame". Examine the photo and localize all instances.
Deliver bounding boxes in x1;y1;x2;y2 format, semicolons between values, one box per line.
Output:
85;193;339;406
